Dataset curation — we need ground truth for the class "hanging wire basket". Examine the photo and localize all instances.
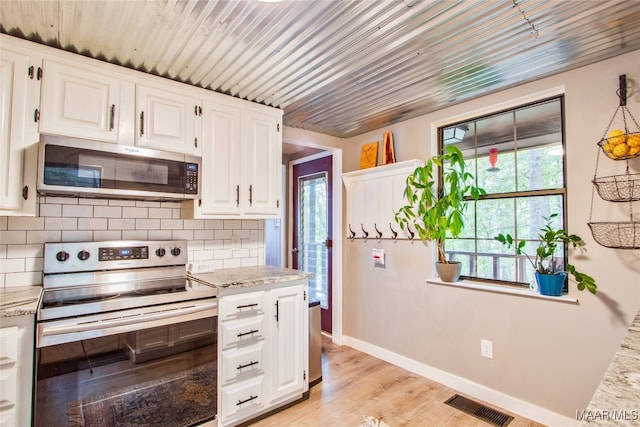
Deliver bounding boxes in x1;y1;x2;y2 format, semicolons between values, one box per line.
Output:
597;131;640;160
596;75;640;160
592;173;640;202
588;222;640;249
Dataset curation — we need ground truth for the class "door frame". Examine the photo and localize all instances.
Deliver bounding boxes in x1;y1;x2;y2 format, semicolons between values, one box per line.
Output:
287;149;343;345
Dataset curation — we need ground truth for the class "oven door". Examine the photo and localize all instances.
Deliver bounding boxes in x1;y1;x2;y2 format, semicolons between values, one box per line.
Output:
34;299;218;427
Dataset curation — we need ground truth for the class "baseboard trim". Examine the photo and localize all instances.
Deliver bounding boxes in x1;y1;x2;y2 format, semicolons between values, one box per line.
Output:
342;335;577;427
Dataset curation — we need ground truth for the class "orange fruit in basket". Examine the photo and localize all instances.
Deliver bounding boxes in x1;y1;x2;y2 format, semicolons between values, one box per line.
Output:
608;129;627;145
612;142;630;158
627;134;640;148
602;141;613;154
629;146;640;156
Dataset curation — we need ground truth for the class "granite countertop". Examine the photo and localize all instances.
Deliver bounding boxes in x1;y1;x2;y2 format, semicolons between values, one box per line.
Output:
0;286;42;317
189;266;312;289
584;310;640;425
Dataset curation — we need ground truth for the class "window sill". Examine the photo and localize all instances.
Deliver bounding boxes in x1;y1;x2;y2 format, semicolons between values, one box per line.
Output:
425;278;579;305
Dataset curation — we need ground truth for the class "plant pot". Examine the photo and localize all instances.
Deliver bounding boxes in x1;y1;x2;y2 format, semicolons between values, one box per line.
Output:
535;272;567;296
436;261;462;282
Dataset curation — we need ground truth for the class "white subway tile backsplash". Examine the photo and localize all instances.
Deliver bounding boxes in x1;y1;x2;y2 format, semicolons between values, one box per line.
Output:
39;203;62;217
108;218;135;230
1;196;265;288
122;207;148;218
93;230;123;241
135;219;161;230
28;230;61;244
7;244;42;259
45;217;78;230
78;218;108;230
148;230;173;240
61;230;93;242
8;216;45;230
148;208;173;219
93;206;122;218
122;230;149;240
0;230;27;244
62;204;93;218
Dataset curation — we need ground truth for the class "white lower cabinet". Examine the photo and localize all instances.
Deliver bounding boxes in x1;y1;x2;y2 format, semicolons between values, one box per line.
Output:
218;280;308;426
0;315;35;427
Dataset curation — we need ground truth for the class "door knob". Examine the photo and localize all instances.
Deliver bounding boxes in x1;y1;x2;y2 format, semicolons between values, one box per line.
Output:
291;248;298;254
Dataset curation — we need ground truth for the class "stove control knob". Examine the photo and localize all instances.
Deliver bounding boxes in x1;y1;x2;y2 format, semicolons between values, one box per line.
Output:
77;250;90;261
56;251;70;262
171;247;181;256
156;248;166;257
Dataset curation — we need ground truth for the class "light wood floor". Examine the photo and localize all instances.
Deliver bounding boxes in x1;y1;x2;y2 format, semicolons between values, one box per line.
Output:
250;335;545;427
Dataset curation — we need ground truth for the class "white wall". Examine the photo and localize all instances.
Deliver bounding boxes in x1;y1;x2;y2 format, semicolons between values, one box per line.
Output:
341;49;640;424
0;196;264;288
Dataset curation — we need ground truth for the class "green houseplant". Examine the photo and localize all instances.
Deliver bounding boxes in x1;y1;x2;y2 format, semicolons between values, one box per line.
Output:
394;145;485;282
495;213;597;295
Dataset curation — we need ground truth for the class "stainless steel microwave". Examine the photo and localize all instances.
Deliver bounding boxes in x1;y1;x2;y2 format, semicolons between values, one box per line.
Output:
37;137;201;200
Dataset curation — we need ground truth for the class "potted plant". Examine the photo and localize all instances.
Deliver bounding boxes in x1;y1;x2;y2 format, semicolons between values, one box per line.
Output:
394;145;485;282
495;213;597;295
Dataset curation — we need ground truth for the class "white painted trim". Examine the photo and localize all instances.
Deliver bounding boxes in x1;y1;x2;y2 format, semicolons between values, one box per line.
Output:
342;335;578;427
290;149;333;166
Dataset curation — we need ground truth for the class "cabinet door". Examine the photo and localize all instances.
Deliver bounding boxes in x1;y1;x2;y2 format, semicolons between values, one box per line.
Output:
136;84;200;155
200;99;242;215
269;284;307;402
39;59;121;143
0;50;30;211
242;108;281;216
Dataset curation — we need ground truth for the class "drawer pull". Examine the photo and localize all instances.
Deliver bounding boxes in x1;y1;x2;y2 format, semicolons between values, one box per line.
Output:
236;303;259;310
237;360;259;370
237;329;259;338
237;395;258;406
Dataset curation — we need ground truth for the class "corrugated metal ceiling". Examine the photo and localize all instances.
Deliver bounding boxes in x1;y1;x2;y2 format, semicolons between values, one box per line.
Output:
2;0;640;138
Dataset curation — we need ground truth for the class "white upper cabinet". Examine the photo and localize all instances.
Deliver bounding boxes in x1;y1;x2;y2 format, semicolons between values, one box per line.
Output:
242;106;282;217
39;59;128;143
200;96;242;215
0;38;40;215
135;83;202;156
184;98;283;219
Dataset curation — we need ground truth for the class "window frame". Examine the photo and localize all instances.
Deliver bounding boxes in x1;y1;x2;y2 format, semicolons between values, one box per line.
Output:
438;95;569;289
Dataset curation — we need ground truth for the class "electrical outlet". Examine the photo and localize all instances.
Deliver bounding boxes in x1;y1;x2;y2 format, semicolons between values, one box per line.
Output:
481;339;493;359
231;236;242;249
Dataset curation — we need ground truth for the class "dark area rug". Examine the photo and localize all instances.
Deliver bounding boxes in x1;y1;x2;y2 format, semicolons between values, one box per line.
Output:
67;361;216;427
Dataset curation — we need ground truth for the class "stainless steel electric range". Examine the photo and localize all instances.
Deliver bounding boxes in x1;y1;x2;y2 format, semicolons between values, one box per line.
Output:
34;240;218;427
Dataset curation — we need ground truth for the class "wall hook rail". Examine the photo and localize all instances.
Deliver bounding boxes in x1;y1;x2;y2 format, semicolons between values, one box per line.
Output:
361;224;369;239
389;223;398;240
374;223;383;239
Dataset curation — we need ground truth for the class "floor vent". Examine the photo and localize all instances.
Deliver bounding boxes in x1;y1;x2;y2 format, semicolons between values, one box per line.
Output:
444;394;514;427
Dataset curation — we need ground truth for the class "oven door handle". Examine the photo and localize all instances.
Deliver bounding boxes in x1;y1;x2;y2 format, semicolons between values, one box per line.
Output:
40;301;217;336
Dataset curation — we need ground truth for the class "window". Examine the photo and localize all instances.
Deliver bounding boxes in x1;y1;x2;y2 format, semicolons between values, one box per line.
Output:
441;96;567;288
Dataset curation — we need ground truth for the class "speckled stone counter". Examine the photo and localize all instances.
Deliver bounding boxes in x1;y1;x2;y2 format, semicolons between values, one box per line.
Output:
0;286;42;317
189;266;312;289
584;310;640;425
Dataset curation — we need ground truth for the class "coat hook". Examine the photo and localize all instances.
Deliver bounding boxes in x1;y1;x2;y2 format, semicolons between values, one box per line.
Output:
389;223;398;240
374;223;382;240
618;74;627;107
361;224;369;239
406;223;415;240
348;224;356;239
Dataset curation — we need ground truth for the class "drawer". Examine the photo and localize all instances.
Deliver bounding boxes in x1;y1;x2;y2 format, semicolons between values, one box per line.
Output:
0;368;17;405
220;315;265;350
220;343;265;385
220;375;264;421
220;291;265;321
0;327;18;362
0;405;16;427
